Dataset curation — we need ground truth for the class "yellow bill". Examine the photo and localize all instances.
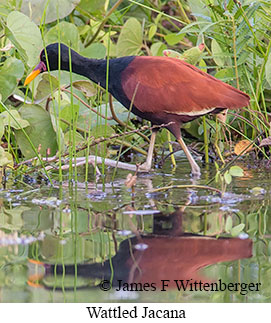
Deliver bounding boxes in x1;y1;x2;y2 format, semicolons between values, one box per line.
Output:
24;61;46;86
24;69;41;86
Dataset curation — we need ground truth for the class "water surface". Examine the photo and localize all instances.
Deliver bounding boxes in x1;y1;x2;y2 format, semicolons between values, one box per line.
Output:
0;157;270;302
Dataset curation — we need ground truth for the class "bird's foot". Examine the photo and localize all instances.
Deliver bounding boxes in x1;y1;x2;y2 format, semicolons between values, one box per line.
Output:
138;162;152;172
190;165;201;179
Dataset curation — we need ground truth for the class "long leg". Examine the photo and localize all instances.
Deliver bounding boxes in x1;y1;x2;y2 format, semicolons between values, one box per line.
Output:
177;136;201;176
139;130;157;171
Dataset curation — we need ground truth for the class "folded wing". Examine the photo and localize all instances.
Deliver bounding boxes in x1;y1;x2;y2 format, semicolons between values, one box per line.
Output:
121;56;250;116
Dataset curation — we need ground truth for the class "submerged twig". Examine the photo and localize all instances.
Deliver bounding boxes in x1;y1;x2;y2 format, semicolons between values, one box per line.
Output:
45;156;139;172
151;184;222;195
15;123;173;171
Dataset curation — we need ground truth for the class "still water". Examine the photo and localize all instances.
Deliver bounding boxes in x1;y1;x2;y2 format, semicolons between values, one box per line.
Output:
0;157;270;302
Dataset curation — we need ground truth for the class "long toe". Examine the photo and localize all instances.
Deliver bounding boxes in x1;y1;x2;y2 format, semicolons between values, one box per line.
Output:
138;162;152;172
191;165;201;178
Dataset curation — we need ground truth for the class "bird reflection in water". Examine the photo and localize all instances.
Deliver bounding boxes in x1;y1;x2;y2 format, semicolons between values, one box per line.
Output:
39;208;252;292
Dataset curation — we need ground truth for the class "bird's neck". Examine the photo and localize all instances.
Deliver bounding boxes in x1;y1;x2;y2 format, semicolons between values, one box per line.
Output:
64;51;108;88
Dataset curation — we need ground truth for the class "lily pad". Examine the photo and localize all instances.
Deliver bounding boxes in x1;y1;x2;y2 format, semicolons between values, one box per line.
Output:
0;110;30;129
77;0;105;14
80;43;106;59
72;80;96;97
0;57;24;102
45;21;79;51
90;124;115;139
59;103;80;131
116;17;143;57
63;130;85;148
34;73;59;102
77;100;136;131
6;11;43;66
15;105;57;158
20;0;80;25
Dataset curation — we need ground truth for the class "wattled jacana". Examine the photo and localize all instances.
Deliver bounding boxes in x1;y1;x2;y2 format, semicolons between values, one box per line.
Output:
24;43;250;175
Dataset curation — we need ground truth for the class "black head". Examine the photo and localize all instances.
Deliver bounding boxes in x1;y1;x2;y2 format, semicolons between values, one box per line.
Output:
24;43;76;85
40;43;74;71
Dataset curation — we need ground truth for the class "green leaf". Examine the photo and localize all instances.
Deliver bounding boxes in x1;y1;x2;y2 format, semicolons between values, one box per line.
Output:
187;0;210;18
0;57;24;102
164;33;184;46
43;274;89;289
45;21;79;51
215;68;234;80
63;130;85;147
198;59;207;72
49;113;65;150
20;0;80;25
198;122;210;136
211;39;225;67
6;11;43;66
163;49;182;59
164;45;205;66
224;171;232;184
76;101;136;132
72;80;96;97
77;0;105;14
1;110;30;129
231;224;245;237
90;124;115;139
116;18;142;56
225;216;233;233
150;42;167;56
265;51;271;87
80;43;106;59
15;105;57;158
250;187;266;196
95;101;136;126
179;44;205;65
0;146;13;167
229;165;244;177
0;117;4;138
154;12;163;25
34;73;59;102
59;104;80;131
148;25;157;40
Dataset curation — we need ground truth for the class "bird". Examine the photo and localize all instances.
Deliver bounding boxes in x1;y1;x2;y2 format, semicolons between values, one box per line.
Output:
24;43;250;176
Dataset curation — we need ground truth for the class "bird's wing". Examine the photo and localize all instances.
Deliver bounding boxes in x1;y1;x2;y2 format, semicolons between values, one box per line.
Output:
121;57;250;116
